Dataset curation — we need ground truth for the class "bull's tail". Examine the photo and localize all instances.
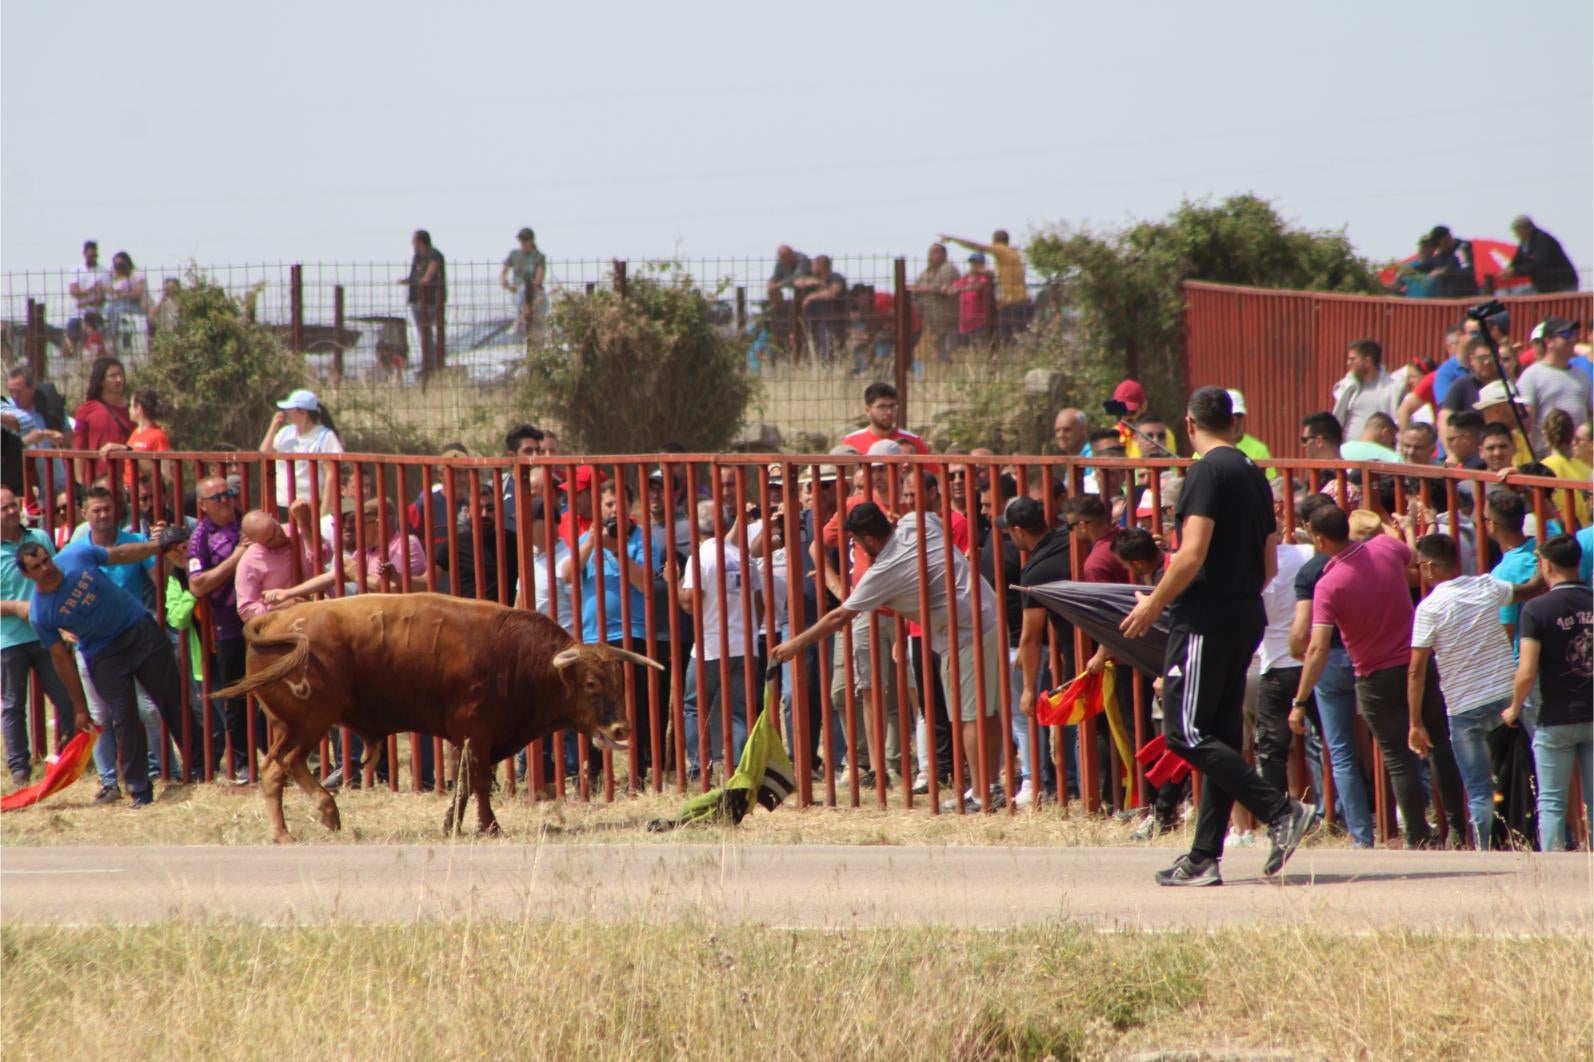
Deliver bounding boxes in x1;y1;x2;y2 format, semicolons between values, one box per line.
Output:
213;621;311;701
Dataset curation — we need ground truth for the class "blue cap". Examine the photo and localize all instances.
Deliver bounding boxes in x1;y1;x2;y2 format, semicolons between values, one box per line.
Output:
968;252;986;264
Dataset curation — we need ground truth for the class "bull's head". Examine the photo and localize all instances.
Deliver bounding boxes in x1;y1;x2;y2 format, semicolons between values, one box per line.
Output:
550;644;663;752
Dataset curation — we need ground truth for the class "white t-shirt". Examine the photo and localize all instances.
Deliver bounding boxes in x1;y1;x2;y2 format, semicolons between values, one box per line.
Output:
70;265;110;312
1411;575;1516;714
273;423;344;508
681;538;761;661
519;540;574;633
842;511;997;656
1259;543;1313;672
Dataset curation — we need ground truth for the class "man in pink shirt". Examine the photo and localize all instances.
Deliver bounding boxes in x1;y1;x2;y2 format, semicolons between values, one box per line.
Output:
234;501;324;621
1291;505;1464;848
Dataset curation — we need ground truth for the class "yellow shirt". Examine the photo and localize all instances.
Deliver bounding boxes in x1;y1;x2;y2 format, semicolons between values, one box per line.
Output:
989;244;1028;307
1541;453;1592;526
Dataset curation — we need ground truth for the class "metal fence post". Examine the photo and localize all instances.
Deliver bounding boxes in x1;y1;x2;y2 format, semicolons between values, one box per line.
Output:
893;257;910;425
614;259;628;298
735;286;746;333
290;264;304;355
332;285;345;382
25;299;44;379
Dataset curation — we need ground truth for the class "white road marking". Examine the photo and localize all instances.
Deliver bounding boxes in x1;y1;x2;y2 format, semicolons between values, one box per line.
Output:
0;868;126;875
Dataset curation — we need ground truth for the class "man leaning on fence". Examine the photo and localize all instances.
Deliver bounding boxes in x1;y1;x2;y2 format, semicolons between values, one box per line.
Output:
773;500;1005;813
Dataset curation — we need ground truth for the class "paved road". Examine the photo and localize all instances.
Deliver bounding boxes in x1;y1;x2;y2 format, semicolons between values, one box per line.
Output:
1;844;1588;931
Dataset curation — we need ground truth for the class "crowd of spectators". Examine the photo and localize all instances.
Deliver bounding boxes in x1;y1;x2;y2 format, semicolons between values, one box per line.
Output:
1389;217;1579;298
1;296;1589;851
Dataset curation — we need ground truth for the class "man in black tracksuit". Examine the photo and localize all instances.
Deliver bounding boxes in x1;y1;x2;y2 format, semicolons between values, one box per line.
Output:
1120;387;1312;886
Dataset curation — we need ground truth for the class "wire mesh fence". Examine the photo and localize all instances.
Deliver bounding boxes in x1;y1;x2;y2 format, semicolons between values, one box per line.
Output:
3;249;1054;450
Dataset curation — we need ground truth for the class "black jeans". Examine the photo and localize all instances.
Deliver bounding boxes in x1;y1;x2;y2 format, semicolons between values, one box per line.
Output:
1;642;75;773
211;636;252;774
1255;666;1319;795
1355;664;1467;847
1162;611;1288;862
85;616;185;798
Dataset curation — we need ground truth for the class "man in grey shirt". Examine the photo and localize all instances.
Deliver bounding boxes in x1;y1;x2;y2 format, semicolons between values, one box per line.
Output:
1516;317;1590;451
770;501;1005;810
1331;339;1408;440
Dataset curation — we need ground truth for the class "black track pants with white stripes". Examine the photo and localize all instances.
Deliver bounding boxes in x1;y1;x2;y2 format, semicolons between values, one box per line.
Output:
1162;616;1291;862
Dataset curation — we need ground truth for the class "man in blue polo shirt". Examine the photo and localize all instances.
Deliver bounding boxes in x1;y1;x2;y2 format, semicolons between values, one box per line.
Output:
19;525;189;808
1;487;75;785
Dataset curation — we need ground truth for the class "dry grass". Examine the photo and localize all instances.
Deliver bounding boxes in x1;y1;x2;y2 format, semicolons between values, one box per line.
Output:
0;776;1321;851
2;918;1586;1060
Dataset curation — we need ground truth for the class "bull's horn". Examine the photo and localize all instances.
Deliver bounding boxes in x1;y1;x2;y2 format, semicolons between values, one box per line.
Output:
609;646;665;671
552;648;582;671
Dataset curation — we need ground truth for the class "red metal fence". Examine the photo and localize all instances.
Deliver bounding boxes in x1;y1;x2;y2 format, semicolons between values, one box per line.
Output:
1182;282;1594;459
10;447;1588;844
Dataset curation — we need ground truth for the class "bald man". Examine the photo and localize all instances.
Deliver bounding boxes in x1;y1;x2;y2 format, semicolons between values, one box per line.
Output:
234;499;322;621
1052;408;1088;456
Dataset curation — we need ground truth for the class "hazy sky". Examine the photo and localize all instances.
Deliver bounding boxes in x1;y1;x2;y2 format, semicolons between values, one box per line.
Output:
4;0;1591;280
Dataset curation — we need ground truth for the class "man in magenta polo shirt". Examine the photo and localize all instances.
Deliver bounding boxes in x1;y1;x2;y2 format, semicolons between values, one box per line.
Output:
1291;505;1465;847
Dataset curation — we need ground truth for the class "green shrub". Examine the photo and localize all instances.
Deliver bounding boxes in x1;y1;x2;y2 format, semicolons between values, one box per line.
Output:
513;267;757;453
138;275;306;449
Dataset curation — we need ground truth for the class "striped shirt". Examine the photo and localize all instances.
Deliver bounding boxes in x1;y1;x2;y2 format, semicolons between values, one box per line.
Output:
1411;575;1516;714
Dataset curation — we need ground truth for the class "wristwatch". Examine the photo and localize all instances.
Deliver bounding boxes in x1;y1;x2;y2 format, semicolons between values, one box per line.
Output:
1290;698;1311;709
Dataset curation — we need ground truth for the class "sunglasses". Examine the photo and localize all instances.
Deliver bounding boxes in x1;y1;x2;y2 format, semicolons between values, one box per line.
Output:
200;490;237;503
1557;330;1578;340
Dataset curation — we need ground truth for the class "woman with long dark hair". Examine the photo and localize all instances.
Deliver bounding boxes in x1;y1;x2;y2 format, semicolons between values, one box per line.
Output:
73;355;134;481
105;251;152;352
259;388;343;515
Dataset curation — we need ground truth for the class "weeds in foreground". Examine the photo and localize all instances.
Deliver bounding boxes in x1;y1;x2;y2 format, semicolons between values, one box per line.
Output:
2;921;1585;1060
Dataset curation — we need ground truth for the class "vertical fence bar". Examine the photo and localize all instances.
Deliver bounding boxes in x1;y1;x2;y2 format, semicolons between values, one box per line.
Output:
289;264;304;355
332;285;346;382
893;258;909;426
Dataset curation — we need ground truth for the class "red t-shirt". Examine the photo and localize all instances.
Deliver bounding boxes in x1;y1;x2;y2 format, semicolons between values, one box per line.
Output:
1412;370;1437;406
953;273;993;333
841;427;930;456
73;399;134;479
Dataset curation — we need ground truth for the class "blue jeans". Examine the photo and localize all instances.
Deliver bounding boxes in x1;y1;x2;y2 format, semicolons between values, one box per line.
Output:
1533;722;1593;852
780;627;841;772
1448;698;1507;849
1;643;75;775
683;656;751;773
1313;647;1374;846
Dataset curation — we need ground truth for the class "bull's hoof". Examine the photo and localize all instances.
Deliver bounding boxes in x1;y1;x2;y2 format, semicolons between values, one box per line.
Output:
271;831;295;845
320;808;342;832
442;807;458;835
477;819;502;837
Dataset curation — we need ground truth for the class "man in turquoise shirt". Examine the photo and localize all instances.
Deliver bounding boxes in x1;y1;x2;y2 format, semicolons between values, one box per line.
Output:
0;487;75;785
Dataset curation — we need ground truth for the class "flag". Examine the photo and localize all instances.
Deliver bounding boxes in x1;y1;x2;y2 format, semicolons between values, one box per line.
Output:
649;682;795;831
2;727;99;812
1036;665;1133;790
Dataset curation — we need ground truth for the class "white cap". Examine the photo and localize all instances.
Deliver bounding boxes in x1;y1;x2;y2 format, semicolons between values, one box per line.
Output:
867;438;907;457
276;388;320;413
1226;388;1248;416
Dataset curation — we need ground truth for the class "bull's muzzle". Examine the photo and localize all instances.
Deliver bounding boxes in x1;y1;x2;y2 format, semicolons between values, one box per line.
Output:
592;723;632;752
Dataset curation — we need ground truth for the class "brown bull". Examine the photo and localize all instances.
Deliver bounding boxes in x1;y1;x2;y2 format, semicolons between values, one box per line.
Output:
213;592;660;843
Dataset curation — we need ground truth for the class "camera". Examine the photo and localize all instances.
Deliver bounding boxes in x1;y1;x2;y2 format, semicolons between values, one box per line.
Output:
602;516;620;537
1103;399;1130;418
1466;299;1506;323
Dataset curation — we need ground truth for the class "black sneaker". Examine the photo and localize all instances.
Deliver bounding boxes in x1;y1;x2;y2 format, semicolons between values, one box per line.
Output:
129;791;154;809
1154;854;1222;887
10;768;30;786
93;784;122;806
1264;799;1314;876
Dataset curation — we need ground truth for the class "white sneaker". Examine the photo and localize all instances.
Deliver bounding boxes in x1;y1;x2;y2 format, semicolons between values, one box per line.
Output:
911;772;930;795
1226;827;1256;848
1130;813;1160;841
1013;781;1035;808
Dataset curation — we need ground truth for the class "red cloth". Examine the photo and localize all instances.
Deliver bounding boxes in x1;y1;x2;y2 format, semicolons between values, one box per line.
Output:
2;728;98;812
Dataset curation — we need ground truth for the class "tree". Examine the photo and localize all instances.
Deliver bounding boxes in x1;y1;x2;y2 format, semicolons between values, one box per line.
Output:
514;268;756;453
1025;194;1381;424
139;276;306;450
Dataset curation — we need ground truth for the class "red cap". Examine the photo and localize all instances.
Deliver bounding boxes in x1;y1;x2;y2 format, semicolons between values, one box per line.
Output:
1113;379;1147;412
558;465;607;493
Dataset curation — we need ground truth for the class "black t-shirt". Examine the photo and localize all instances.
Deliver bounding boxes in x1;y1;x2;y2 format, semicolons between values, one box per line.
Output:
407;248;447;304
1441;374;1482;415
1293;551;1344;649
1519;583;1593;727
1018;529;1075;646
1172;446;1274;631
977;531;1026;647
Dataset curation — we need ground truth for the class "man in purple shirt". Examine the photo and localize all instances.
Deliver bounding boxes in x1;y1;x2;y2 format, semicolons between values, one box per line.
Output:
184;476;248;776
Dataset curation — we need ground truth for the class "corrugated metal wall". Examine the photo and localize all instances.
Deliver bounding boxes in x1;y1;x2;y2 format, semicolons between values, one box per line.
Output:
1182;282;1594;455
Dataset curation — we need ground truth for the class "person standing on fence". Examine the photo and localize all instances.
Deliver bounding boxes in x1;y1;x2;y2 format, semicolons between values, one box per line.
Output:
1;487;76;785
1118;387;1311;885
939;230;1030;340
398;229;446;379
72;356;133;484
66;240;110;358
261;389;343;518
951;253;994;347
1506;534;1592;851
908;242;960;362
501;228;547;336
